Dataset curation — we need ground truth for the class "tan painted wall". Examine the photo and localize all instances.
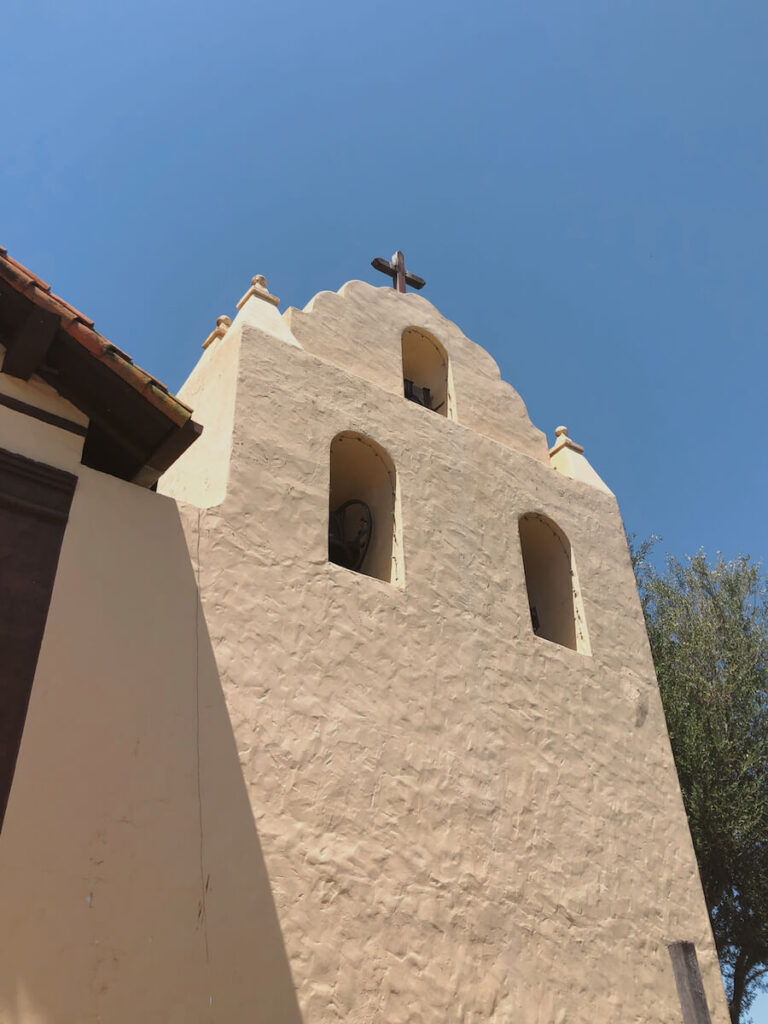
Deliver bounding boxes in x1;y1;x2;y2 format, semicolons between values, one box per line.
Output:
0;279;729;1022
0;346;87;472
0;381;301;1022
0;344;89;428
160;283;730;1023
157;319;242;508
285;282;549;463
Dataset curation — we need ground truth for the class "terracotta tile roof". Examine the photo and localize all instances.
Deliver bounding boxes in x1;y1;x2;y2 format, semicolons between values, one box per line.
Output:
0;246;192;427
0;245;201;484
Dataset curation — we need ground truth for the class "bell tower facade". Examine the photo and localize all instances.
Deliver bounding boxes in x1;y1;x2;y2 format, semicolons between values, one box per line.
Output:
160;276;728;1023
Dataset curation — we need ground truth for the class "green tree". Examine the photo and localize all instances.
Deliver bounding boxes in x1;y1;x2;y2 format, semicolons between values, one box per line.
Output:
631;541;768;1023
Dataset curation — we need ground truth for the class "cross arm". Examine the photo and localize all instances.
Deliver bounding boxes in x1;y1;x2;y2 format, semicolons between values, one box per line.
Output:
371;257;396;278
404;272;426;290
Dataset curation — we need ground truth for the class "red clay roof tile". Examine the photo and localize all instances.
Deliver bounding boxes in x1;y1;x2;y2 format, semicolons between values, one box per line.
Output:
0;247;191;425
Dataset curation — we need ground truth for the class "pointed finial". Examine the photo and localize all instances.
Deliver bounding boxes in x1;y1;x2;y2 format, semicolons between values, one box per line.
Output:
548;423;613;493
237;274;280;310
202;314;233;350
550;424;584;455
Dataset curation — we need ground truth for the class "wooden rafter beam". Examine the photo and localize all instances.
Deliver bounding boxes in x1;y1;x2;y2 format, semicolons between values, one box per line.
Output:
2;306;60;381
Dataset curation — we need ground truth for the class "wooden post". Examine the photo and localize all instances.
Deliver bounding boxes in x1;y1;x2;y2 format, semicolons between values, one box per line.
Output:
668;942;712;1024
394;250;406;293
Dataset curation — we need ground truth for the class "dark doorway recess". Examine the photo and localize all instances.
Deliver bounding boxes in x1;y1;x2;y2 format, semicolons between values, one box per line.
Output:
0;448;76;831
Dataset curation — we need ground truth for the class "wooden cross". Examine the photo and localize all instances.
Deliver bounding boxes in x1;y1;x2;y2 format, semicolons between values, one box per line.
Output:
371;251;425;293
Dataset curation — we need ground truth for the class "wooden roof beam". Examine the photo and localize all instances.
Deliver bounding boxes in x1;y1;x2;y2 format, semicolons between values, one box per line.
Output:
3;307;60;381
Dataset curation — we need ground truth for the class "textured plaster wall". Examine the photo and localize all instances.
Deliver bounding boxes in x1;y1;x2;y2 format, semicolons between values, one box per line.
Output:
0;439;301;1021
164;284;730;1023
285;282;548;463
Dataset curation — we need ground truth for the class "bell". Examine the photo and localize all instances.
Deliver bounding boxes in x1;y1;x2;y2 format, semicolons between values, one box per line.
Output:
329;500;373;572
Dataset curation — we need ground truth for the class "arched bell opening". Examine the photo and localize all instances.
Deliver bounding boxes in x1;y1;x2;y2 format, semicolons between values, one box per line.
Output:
401;327;455;420
518;512;590;654
328;432;402;586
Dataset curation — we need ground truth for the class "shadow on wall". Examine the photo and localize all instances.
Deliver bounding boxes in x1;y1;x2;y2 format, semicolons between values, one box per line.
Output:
0;481;303;1024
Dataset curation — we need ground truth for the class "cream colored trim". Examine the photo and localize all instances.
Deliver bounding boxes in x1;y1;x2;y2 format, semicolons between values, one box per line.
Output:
202;315;232;350
548;425;614;495
548;424;584;456
236;274;280;310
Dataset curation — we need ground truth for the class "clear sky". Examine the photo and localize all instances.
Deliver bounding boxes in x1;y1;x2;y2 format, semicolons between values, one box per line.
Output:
3;0;767;1015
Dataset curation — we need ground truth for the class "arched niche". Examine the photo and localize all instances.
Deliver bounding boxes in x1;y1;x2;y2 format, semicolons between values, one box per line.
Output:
401;327;455;420
518;513;590;654
328;432;403;586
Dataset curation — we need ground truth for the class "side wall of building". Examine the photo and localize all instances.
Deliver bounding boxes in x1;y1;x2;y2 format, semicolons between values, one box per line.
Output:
0;281;729;1024
0;370;300;1024
164;296;729;1024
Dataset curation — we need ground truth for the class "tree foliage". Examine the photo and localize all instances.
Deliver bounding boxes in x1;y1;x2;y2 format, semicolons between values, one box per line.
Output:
631;541;768;1023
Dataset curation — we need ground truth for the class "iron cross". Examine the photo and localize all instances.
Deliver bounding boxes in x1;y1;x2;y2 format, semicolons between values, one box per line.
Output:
371;251;426;293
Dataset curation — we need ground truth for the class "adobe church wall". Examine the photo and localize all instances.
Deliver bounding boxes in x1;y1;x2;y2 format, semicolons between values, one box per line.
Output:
172;306;729;1022
0;464;302;1023
284;281;550;464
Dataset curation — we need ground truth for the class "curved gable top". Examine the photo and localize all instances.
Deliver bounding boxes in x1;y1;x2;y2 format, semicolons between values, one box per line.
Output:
284;281;548;463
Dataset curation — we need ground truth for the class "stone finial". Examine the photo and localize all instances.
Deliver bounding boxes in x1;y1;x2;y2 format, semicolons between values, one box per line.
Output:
230;271;302;349
236;274;280;310
548;423;613;494
549;425;585;456
202;314;233;350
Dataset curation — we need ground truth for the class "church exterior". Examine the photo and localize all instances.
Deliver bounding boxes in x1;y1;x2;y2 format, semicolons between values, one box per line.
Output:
0;249;728;1022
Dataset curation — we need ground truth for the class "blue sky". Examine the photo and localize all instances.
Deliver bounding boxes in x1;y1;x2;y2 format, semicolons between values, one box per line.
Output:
3;0;767;1016
4;0;767;569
